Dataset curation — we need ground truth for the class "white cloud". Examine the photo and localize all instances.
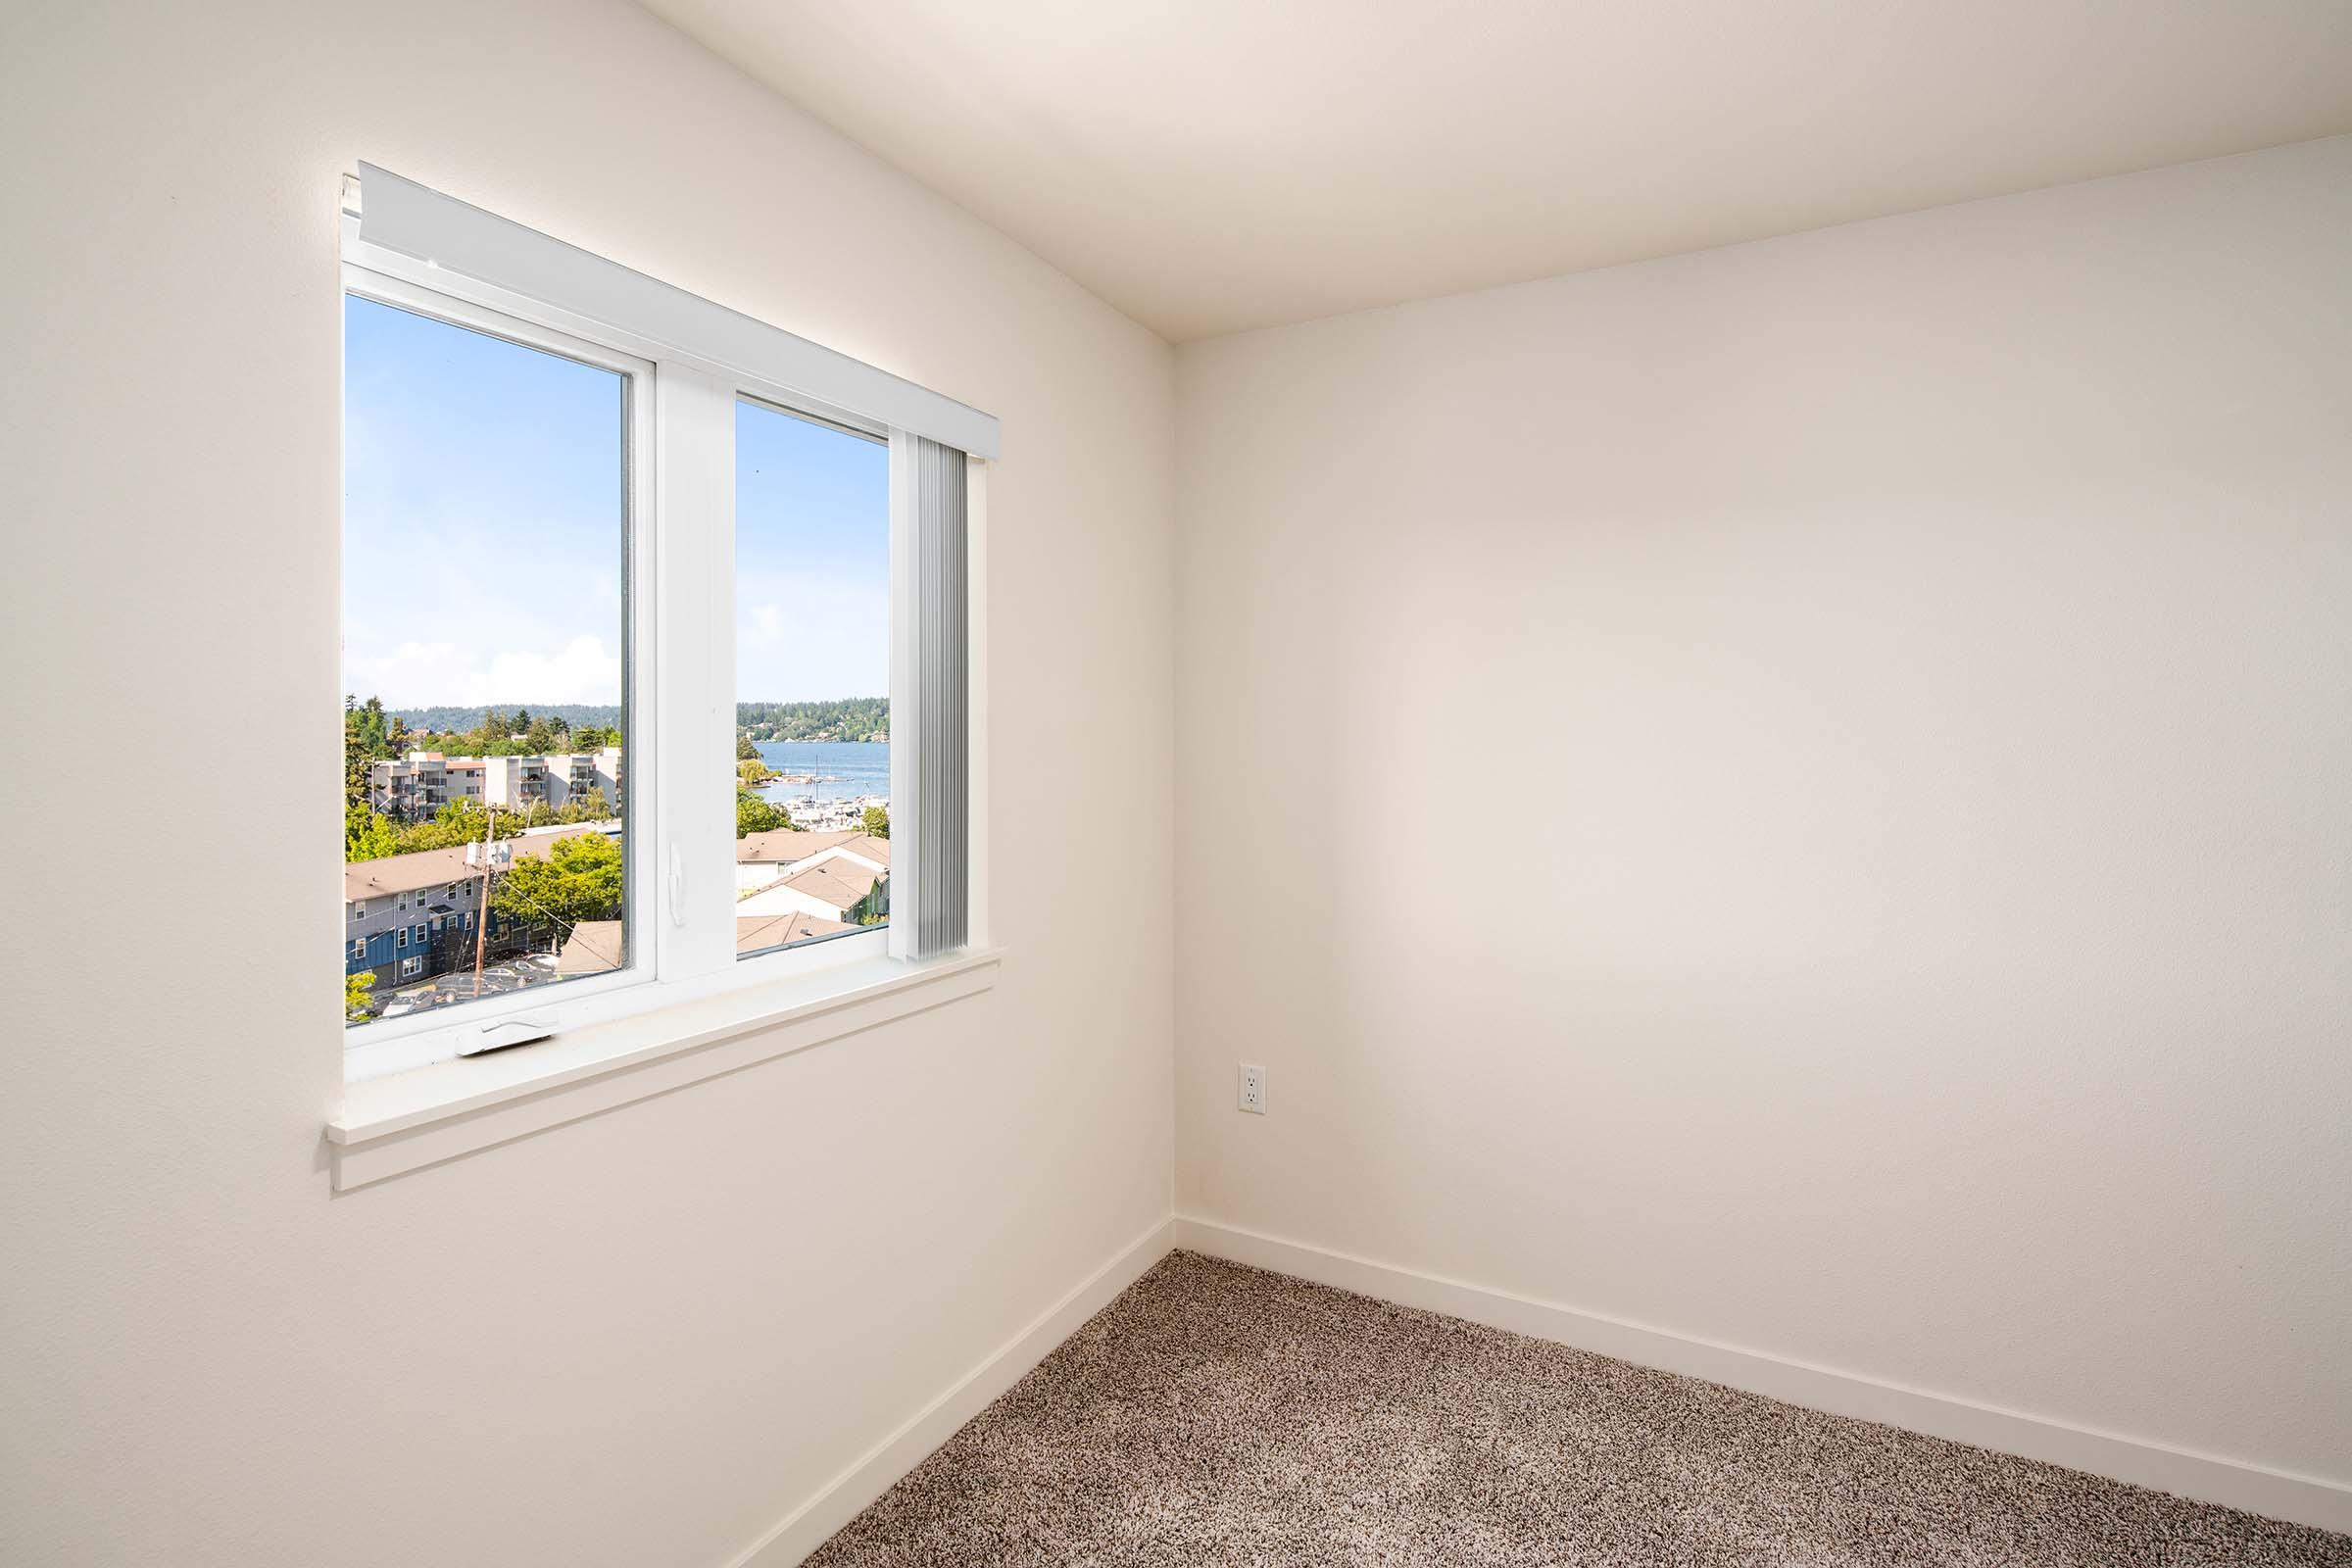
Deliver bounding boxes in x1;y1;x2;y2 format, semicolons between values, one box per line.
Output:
733;572;889;698
349;635;622;707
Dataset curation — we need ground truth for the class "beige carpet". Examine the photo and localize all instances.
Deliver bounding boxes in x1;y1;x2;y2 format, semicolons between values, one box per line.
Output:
807;1250;2351;1566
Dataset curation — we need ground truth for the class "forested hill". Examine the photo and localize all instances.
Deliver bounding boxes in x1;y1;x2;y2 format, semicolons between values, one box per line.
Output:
387;705;621;732
381;699;889;743
738;698;889;743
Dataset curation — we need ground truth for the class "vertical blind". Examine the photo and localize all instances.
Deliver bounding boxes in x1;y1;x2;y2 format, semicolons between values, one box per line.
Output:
906;436;969;957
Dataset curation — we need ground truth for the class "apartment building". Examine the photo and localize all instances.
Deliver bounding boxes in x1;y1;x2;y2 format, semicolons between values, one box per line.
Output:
367;752;452;818
368;747;622;819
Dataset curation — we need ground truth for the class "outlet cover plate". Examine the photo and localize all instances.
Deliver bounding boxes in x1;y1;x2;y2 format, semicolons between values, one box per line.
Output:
1239;1062;1267;1114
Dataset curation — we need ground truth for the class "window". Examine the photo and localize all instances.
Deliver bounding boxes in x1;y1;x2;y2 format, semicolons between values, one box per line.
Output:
339;164;985;1080
352;902;366;919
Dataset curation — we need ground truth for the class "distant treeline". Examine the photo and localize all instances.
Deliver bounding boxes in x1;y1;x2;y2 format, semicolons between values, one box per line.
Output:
738;698;889;743
388;705;622;732
387;699;888;743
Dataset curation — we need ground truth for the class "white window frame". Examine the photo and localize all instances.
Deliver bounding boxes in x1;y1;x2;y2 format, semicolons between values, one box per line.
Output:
339;185;975;1086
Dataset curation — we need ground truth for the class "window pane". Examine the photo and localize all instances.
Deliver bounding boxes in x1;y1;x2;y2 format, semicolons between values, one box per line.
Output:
734;399;891;959
342;295;630;1030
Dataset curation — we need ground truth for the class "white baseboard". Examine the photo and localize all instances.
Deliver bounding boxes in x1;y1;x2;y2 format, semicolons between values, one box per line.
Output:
724;1216;1178;1568
1174;1215;2352;1537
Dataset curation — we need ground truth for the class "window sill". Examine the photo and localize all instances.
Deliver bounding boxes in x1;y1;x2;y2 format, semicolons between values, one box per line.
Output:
325;948;1001;1191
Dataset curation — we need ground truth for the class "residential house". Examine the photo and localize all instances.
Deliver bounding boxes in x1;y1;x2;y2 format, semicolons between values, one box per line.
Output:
556;909;853;975
735;854;886;927
345;822;618;991
735;829;890;891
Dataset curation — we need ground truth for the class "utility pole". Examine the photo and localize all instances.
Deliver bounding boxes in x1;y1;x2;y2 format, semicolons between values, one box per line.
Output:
466;805;509;998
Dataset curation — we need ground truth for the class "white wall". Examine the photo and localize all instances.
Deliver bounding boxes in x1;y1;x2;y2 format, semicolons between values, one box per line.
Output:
1175;137;2352;1487
0;3;1173;1564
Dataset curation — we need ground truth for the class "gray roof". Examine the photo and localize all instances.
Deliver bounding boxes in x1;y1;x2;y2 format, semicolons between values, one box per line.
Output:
344;823;617;904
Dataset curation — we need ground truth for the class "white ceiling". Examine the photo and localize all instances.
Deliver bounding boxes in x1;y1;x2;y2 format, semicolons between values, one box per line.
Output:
638;1;2352;341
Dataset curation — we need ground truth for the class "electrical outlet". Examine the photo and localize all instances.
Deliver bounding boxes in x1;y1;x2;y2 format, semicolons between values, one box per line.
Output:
1238;1062;1267;1115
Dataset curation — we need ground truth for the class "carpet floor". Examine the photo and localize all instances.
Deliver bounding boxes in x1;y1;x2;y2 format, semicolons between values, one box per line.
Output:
806;1250;2351;1567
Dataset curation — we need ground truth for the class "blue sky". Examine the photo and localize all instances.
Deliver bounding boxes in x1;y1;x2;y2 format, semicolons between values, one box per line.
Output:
343;295;889;709
735;399;890;702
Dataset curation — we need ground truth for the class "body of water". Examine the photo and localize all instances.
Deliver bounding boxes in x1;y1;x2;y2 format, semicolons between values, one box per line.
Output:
754;740;889;805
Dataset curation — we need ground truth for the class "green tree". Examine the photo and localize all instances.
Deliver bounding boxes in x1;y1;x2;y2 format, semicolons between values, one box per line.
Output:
492;833;623;942
558;787;612;823
860;804;890;840
345;803;402;862
736;733;760;761
737;793;794;838
345;969;377;1022
393;801;502;854
344;693;396;807
734;698;888;743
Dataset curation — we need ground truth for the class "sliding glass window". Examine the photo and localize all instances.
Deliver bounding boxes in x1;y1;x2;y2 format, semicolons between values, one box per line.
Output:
338;164;981;1080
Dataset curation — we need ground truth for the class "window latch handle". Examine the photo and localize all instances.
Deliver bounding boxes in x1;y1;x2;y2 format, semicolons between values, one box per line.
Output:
667;842;685;926
461;1017;557;1056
